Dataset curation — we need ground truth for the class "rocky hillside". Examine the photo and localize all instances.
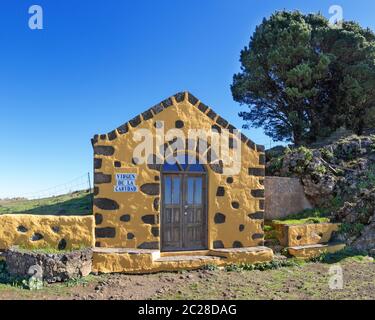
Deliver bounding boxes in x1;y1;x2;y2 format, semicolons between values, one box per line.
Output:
266;131;375;252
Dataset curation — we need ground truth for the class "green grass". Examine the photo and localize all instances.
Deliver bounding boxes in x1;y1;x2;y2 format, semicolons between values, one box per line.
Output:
272;208;331;225
0;190;92;215
16;245;89;254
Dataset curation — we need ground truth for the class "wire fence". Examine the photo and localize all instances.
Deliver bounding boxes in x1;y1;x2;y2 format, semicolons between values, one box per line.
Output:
10;173;92;201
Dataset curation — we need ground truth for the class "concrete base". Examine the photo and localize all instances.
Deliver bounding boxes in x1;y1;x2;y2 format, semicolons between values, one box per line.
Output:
288;243;346;259
92;246;274;274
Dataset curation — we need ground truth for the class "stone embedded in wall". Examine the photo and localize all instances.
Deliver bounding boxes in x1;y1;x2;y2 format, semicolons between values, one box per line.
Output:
226;177;233;184
151;227;160;237
214;213;226;224
95;213;103;225
213;240;224;249
94;146;115;156
91;135;98;146
108;130;117;141
95;241;101;247
31;233;43;241
127;233;135;240
252;233;264;240
137;241;159;250
95;227;116;238
256;145;265;152
211;124;221;133
100;134;107;140
259;200;265;210
94;173;112;184
251;189;265;198
197;102;209;113
259;179;264;185
216;187;225;197
248;212;264;220
153;198;159;211
162;97;173;108
142;215;156;225
58;238;67;250
129;115;142;128
114;161;121;168
233;241;243;248
17;226;28;233
231;201;240;209
216;116;228;128
188;92;199;106
248;168;265;177
210;161;223;174
140;183;160;196
51;226;60;233
174;92;185;103
94;186;99;196
206;109;217;120
120;214;131;222
152;103;164;115
94;198;119;211
94;158;102;169
117;123;129;135
175;120;184;128
142;109;153;121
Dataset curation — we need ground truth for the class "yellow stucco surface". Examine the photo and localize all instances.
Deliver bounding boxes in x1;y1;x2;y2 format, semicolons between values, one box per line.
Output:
93;92;265;250
288;243;346;259
273;222;340;247
0;214;95;250
92;247;273;274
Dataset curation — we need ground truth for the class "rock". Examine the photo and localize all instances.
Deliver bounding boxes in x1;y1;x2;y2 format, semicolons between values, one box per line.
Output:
4;248;92;283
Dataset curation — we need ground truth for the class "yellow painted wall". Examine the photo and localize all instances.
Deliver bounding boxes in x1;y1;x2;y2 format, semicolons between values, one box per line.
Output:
0;214;95;250
92;92;265;250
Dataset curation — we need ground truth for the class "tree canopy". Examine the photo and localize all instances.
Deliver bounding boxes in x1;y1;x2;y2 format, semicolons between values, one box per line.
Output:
231;11;375;145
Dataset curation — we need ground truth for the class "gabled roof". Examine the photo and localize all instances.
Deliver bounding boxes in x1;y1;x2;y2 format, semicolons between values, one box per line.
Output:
91;91;265;153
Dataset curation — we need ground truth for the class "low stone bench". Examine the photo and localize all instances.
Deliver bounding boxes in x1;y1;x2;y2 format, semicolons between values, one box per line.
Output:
4;247;92;283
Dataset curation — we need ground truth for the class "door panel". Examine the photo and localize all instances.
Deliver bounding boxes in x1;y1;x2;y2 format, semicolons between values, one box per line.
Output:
162;173;207;251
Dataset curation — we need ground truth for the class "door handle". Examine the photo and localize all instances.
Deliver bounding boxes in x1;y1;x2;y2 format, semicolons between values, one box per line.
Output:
184;212;188;216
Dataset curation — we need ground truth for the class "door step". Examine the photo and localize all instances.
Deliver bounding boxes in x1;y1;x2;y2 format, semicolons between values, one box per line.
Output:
155;255;222;263
288;243;346;259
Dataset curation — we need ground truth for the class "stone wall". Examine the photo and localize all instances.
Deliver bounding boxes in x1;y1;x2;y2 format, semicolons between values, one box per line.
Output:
0;214;95;251
265;177;312;220
92;91;265;250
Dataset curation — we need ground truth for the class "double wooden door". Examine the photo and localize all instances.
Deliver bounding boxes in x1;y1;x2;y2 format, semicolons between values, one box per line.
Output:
161;173;207;251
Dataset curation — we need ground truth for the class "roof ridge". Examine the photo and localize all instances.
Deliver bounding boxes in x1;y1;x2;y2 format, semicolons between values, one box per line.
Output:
91;91;264;153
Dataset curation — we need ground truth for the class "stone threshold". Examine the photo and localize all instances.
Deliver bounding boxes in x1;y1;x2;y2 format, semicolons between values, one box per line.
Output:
92;246;274;273
288;242;346;259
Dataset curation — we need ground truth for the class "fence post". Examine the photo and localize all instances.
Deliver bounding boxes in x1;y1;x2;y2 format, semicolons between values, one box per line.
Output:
87;172;92;193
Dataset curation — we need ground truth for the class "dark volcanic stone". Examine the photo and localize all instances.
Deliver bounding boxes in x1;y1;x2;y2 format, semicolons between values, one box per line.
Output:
239;225;245;232
216;187;225;197
94;146;115;156
248;168;265;177
231;201;240;209
175;120;184;128
252;233;264;240
31;233;43;241
142;215;156;225
248;212;264;220
151;227;160;237
94;173;112;184
213;240;224;249
251;189;265;198
129;115;142;128
108;130;117;141
214;213;226;224
95;227;116;238
233;241;243;248
174;92;185;102
127;233;135;240
17;226;28;233
140;183;160;196
117;123;129;135
95;213;103;225
94;198;119;210
142;109;153;121
94;158;102;169
188;92;199;105
58;239;67;251
120;214;131;222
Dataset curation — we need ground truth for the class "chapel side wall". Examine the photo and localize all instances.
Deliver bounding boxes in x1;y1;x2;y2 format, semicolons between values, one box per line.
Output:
92;92;265;250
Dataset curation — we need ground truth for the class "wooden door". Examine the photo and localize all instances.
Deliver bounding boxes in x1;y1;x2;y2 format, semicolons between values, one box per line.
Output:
161;163;207;252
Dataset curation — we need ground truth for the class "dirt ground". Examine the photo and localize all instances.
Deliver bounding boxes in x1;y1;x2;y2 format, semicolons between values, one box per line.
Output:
0;257;374;300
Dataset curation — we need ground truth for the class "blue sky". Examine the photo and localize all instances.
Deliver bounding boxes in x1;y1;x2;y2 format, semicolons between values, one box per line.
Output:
1;0;374;198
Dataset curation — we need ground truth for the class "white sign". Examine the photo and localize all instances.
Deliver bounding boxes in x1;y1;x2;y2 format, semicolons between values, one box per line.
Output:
114;173;138;192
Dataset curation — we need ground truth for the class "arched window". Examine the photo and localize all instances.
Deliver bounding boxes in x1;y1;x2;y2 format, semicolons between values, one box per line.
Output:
162;153;205;173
